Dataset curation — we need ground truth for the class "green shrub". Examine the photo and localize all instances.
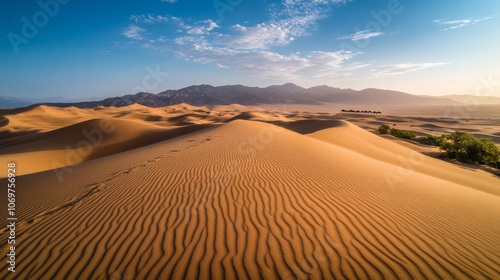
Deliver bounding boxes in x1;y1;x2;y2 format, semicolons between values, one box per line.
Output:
440;131;500;168
415;135;446;146
389;128;416;140
377;126;500;168
377;124;416;140
402;131;417;140
377;124;391;134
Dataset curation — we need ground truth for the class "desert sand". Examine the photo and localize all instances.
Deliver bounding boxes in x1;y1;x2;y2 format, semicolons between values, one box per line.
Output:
0;104;499;279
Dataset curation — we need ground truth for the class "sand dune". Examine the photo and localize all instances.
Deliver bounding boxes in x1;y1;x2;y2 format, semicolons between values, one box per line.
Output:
0;118;216;176
308;121;500;196
0;104;230;176
226;111;293;123
211;104;265;112
1;116;499;280
0;104;218;134
336;114;500;147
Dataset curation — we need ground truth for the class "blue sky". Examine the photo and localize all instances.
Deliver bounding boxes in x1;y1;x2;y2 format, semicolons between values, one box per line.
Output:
1;0;499;99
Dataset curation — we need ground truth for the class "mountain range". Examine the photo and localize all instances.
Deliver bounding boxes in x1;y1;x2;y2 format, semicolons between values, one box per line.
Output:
2;84;500;109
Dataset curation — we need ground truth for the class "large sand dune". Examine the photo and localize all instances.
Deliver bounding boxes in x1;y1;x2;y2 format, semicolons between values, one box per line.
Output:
1;106;499;279
0;118;215;176
308;121;500;196
0;105;225;176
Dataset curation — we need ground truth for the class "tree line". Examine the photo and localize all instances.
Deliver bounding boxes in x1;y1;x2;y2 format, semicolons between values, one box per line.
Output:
341;109;382;115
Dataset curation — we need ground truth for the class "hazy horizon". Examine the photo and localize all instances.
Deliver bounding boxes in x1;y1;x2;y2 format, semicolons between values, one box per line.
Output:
3;82;500;106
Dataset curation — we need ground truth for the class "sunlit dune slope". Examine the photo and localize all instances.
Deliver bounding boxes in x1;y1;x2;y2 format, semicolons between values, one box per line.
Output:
308;120;500;196
0;104;220;135
0;118;216;176
1;120;499;280
0;104;231;176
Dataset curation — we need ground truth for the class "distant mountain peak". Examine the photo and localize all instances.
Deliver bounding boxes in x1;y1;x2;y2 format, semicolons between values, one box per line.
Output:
267;83;305;90
20;84;458;109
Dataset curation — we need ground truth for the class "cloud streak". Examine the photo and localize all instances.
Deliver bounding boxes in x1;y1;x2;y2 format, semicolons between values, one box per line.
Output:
148;35;358;80
122;25;146;40
216;0;346;50
433;16;494;31
130;14;171;24
370;63;448;78
216;23;293;49
338;30;384;41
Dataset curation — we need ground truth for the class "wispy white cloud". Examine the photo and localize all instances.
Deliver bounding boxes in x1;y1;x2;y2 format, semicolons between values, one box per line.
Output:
123;0;362;80
130;14;171;24
216;23;292;49
338;30;384;41
369;63;448;78
272;0;345;19
312;62;370;80
214;0;346;50
122;2;445;83
122;25;146;40
185;20;219;35
148;35;358;79
129;15;218;35
160;0;177;3
433;16;494;31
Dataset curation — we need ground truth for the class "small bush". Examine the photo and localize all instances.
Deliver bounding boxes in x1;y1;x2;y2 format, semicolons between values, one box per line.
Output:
377;124;416;140
377;126;500;169
415;135;446;146
389;128;416;140
402;131;417;140
377;124;391;134
440;131;500;168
